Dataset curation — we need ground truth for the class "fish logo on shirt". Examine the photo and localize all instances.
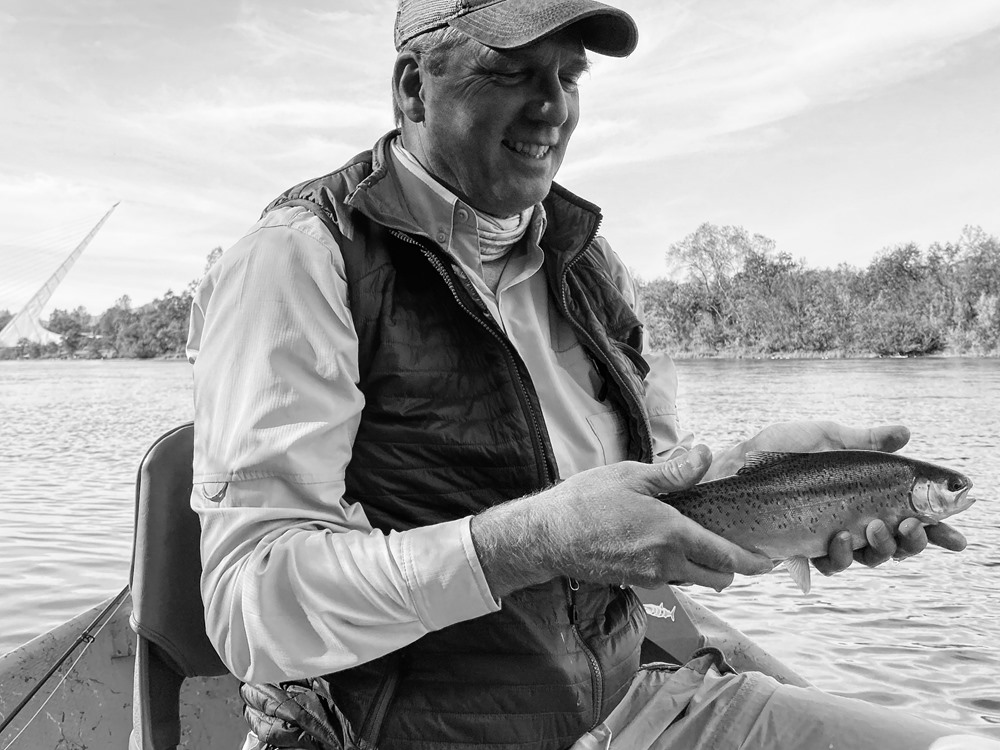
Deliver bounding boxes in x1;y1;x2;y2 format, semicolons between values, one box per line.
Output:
643;602;676;621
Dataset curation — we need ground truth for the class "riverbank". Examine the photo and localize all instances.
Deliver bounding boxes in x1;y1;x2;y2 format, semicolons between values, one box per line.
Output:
669;349;999;360
647;344;999;359
4;346;998;362
0;348;187;361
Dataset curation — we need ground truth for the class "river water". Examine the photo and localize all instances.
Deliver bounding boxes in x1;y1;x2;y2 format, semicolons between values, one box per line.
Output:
0;358;997;737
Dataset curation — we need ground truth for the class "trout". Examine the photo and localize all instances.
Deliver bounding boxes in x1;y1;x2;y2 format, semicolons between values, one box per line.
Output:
660;450;975;593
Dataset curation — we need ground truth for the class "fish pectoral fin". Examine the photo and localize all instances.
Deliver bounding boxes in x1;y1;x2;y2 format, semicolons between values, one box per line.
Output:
781;556;812;594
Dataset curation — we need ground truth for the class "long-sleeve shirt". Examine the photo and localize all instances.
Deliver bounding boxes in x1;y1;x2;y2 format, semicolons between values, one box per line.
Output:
187;137;693;685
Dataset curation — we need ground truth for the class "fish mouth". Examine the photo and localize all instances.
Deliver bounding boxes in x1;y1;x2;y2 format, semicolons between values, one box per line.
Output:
951;474;975;512
954;484;976;513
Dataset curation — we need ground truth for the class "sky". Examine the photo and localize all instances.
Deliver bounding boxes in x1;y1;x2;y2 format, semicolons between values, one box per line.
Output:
1;0;999;315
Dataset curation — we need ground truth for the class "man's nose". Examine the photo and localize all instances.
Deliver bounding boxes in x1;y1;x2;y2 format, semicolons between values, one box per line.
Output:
529;72;571;126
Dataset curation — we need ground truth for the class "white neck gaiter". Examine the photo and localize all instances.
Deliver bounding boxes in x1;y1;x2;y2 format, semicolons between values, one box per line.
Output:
475;207;534;261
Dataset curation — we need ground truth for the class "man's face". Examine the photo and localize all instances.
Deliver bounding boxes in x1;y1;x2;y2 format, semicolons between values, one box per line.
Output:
410;31;588;217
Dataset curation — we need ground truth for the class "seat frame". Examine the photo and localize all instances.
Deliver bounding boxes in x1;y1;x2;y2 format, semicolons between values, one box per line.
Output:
129;422;228;750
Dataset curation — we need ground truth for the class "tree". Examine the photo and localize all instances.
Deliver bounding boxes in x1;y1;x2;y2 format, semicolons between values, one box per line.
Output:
47;306;92;354
94;296;135;357
666;223;776;326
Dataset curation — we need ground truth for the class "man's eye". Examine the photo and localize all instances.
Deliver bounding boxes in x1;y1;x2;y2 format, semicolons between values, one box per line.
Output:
492;69;527;82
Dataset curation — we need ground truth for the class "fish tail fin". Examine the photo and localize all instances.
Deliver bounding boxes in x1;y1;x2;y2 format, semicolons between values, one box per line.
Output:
781;556;812;594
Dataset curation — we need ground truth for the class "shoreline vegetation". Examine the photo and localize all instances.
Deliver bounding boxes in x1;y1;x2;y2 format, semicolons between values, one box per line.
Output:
2;225;998;361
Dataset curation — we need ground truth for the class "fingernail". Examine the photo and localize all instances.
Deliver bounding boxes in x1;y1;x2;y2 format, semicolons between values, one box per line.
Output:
684;446;708;472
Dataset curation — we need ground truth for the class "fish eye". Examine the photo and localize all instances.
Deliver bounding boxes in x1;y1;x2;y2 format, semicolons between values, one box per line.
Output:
947;478;966;492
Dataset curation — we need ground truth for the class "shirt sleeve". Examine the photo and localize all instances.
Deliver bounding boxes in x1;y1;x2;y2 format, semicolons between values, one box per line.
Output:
592;237;695;462
187;207;499;684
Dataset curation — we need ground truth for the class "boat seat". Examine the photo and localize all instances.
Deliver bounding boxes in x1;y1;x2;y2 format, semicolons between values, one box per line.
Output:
129;422;229;750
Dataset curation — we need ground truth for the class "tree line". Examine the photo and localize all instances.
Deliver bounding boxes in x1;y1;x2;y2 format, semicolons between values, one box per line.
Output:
2;227;999;360
639;224;999;357
0;248;222;360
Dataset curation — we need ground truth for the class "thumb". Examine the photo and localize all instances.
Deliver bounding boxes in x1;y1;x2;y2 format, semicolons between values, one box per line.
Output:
637;444;712;496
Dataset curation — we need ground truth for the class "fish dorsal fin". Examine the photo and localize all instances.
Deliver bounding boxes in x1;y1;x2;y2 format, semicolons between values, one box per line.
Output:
781;556;812;594
737;451;799;475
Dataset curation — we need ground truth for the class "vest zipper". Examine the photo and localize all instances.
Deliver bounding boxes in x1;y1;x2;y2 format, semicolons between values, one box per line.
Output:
357;659;401;748
560;221;642;729
389;230;554;487
568;577;604;729
558;221;652;460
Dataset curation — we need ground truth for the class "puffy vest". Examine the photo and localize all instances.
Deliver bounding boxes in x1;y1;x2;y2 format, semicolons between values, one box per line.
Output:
250;133;654;750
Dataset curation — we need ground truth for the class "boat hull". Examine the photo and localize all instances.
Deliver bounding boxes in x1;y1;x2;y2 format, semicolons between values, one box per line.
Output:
0;591;245;749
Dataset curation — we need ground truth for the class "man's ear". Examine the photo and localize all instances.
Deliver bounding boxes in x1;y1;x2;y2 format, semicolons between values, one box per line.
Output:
393;52;425;123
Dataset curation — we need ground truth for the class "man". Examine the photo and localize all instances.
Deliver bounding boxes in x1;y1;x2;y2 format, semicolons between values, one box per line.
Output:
187;1;976;748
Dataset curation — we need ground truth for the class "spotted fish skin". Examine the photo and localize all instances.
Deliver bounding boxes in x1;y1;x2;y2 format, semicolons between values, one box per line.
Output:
660;450;974;562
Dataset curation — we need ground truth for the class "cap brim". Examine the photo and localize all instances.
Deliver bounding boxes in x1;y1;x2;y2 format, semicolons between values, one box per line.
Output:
449;0;638;58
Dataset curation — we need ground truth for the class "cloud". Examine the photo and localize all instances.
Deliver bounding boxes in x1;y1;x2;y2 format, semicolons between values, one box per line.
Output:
159;97;386;130
565;0;1000;172
231;1;396;72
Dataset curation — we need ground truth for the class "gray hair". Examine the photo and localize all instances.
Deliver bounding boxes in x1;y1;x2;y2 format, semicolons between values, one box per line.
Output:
392;25;477;126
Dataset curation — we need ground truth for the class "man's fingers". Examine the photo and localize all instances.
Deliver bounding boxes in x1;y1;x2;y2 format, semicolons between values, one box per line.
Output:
869;424;910;453
894;517;928;560
644;444;712;495
926;522;968;552
681;563;736;593
814;519;968;577
812;530;853;575
855;519;897;567
840;424;910;453
686;525;774;578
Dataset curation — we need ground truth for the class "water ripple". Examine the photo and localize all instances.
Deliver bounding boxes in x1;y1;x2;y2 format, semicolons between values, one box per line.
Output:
1;357;998;736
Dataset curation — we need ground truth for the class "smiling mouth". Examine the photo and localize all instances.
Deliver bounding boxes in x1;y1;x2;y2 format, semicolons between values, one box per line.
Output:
502;139;552;160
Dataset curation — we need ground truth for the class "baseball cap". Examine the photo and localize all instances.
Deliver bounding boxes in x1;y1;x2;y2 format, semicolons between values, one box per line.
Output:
394;0;639;58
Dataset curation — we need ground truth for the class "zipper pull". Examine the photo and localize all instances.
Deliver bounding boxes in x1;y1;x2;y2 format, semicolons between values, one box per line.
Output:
568;578;580;623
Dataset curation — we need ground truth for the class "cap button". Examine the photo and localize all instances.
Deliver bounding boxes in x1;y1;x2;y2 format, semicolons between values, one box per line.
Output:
456;208;469;222
437;231;447;243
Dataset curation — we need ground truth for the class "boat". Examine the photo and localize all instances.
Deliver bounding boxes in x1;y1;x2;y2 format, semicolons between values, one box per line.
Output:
0;424;808;749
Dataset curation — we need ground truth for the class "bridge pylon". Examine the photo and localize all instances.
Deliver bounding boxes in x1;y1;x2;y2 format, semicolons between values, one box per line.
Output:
0;203;119;348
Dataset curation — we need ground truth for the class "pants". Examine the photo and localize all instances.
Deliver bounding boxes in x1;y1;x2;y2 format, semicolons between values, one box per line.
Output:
570;651;1000;750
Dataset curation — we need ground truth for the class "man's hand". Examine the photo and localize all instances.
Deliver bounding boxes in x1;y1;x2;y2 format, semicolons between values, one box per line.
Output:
706;420;967;577
701;420;911;481
470;445;774;597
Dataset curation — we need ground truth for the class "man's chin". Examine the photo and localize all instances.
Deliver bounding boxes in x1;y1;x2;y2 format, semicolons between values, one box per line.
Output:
486;182;553;217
